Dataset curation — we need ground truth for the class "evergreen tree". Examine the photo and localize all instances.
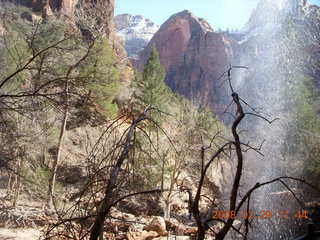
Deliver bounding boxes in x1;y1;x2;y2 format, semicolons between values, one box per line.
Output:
132;46;169;117
129;47;171;190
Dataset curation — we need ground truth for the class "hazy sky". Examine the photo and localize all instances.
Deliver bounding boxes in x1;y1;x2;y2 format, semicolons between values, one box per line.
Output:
115;0;320;30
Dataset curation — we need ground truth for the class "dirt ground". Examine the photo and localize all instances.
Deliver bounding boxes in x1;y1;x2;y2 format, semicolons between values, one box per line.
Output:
0;228;40;240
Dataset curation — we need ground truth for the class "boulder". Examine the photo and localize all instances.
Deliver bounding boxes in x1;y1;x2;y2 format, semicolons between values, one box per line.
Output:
127;230;159;240
182;227;198;236
143;216;167;236
164;218;198;236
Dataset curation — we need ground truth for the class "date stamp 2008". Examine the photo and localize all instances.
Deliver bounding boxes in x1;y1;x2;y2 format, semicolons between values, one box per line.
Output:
213;210;309;220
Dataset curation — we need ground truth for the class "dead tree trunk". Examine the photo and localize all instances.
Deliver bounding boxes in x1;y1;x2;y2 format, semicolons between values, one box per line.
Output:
215;92;244;240
191;67;246;240
46;42;94;210
89;109;149;240
12;147;24;207
46;81;69;209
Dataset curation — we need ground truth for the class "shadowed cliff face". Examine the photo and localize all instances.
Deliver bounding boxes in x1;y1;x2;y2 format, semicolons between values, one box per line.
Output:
137;10;234;114
29;0;74;13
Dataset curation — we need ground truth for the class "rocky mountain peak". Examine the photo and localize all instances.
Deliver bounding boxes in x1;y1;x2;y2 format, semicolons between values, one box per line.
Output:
114;10;214;60
162;10;213;33
115;14;157;31
136;10;217;71
245;0;308;31
115;14;159;59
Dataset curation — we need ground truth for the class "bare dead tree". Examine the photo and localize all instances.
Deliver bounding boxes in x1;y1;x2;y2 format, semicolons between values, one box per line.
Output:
89;106;160;240
40;107;176;240
188;66;274;240
46;40;95;209
12;146;25;207
188;66;319;240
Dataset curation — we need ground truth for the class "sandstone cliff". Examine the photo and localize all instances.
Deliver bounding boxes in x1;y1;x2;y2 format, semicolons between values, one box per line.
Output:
31;0;114;17
6;0;115;38
137;10;234;113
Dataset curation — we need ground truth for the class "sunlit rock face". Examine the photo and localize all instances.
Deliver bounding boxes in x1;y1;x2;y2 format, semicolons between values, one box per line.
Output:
11;0;115;20
8;0;115;37
137;10;234;113
114;14;159;59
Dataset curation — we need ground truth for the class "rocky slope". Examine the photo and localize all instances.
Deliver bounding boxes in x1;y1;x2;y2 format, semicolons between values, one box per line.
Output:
5;0;115;38
6;0;132;78
115;14;159;59
137;10;234;114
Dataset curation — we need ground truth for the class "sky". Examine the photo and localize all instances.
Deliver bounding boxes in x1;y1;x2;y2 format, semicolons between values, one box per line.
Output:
115;0;320;30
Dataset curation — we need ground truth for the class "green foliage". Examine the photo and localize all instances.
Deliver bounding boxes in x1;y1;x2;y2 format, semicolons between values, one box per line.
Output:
0;10;122;205
132;47;170;120
0;27;30;92
0;6;227;220
175;97;225;145
1;14;121;117
0;19;73;99
128;47;174;189
129;88;225;190
79;38;120;117
282;72;320;182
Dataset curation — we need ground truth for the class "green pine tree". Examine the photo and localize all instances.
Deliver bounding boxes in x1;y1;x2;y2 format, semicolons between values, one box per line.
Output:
132;46;169;119
130;47;171;189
